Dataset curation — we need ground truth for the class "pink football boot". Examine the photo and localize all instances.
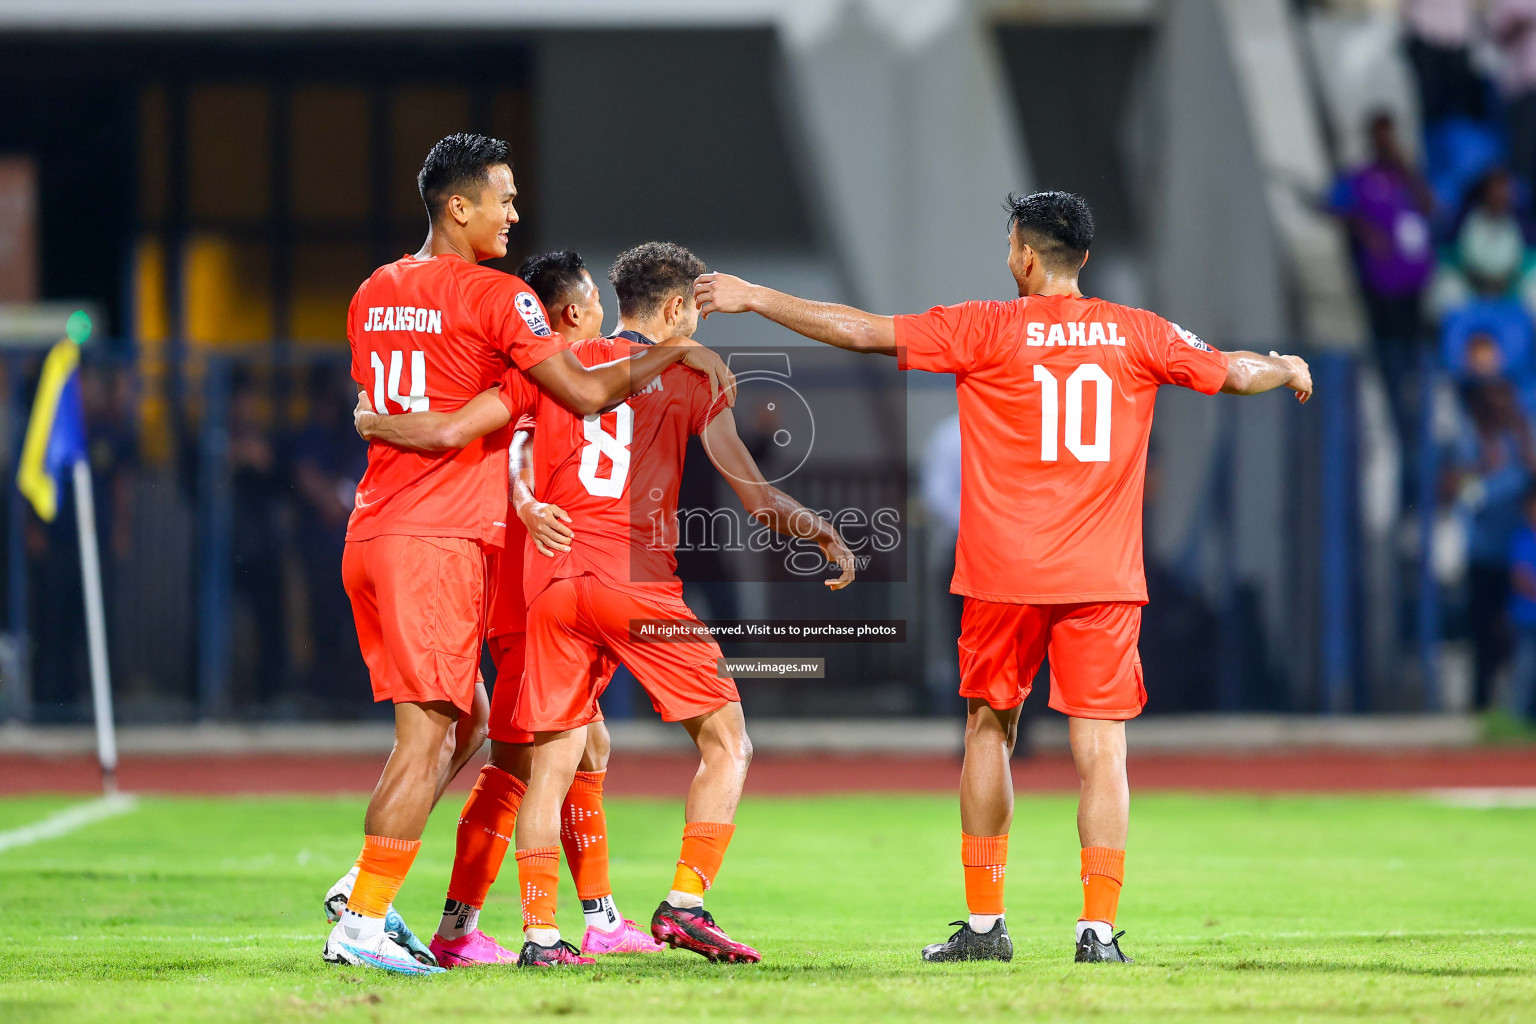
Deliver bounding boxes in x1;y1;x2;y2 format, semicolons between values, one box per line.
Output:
427;929;520;968
581;919;666;955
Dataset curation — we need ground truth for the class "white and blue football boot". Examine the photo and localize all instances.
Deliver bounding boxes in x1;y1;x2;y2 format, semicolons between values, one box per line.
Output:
324;866;437;967
324;916;445;975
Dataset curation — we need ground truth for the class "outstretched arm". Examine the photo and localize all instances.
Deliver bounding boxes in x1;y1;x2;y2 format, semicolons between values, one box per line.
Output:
694;273;896;356
354;387;510;450
700;409;856;589
1221;350;1313;404
528;338;736;416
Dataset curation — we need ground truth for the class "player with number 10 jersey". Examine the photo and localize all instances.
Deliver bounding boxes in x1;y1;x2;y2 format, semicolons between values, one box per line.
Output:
692;190;1313;965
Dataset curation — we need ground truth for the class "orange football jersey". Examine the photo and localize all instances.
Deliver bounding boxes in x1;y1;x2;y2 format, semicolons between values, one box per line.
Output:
346;254;561;548
523;332;727;605
896;293;1229;604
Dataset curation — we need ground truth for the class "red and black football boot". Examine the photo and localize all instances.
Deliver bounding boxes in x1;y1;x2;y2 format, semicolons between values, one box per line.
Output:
650;902;761;963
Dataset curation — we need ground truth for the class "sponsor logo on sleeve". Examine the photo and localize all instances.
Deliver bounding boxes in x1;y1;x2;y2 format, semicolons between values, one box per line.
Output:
1170;323;1212;352
514;291;553;337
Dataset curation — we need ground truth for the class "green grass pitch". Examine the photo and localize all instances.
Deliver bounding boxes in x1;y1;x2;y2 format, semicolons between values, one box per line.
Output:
1;790;1533;1022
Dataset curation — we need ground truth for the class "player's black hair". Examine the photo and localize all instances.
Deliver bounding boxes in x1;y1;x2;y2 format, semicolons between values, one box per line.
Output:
517;251;589;312
609;241;707;319
417;133;511;220
1006;190;1094;274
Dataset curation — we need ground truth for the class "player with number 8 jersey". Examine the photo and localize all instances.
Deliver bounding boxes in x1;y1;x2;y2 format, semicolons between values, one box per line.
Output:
326;135;738;977
516;330;736;722
509;242;855;967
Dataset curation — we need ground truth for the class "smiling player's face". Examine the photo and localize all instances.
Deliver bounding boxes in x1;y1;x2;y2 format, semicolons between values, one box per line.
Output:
463;163;519;261
564;270;605;336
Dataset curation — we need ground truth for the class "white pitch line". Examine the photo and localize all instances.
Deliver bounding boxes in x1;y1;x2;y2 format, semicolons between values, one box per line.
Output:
0;794;138;853
1421;787;1536;809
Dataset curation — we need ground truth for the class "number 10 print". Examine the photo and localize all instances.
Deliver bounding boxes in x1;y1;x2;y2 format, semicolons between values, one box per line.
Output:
1033;363;1111;463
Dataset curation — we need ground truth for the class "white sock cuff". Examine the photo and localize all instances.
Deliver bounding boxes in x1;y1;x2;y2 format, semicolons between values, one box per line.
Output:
968;913;1002;933
340;909;387;942
666;889;705;910
1076;919;1113;944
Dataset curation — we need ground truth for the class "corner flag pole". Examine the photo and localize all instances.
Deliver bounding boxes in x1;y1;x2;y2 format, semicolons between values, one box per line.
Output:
71;459;118;796
16;330;118;796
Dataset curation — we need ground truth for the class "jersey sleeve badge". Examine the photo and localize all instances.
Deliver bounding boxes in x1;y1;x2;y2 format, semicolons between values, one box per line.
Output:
1170;322;1212;352
515;291;553;337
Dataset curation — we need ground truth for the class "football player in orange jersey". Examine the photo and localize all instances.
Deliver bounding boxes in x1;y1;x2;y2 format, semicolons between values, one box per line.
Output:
359;242;855;967
695;191;1312;964
327;134;733;975
355;251;665;966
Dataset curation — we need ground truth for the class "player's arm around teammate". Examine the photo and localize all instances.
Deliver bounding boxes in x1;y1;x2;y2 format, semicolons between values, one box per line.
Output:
331;136;721;974
353;334;736;453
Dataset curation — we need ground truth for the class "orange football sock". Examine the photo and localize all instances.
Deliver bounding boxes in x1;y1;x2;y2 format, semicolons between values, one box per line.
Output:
561;770;611;900
516;846;561;931
670;821;736;897
961;832;1008;916
1080;846;1125;924
445;765;526;909
345;835;421;919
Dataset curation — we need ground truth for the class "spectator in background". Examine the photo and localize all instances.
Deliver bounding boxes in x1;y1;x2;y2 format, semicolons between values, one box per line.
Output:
289;364;367;713
1330;112;1437;426
1405;0;1485;125
81;365;138;564
1490;0;1536;185
227;369;289;712
920;413;965;713
1450;333;1536;707
1504;483;1536;719
1430;168;1536;317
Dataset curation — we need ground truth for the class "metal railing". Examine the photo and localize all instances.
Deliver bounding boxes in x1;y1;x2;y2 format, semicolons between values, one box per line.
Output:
0;343;1423;724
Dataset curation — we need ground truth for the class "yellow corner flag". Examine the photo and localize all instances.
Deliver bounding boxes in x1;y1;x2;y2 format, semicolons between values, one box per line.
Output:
16;339;87;522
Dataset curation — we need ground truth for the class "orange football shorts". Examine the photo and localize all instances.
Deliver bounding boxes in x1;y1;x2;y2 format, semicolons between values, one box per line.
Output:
517;573;739;735
342;534;486;714
486;631;612;744
958;599;1146;720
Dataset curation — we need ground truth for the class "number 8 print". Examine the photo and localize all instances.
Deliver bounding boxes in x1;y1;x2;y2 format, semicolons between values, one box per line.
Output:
578;403;633;497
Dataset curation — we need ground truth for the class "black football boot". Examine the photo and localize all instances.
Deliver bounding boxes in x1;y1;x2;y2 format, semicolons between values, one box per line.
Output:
1074;927;1134;963
921;919;1013;962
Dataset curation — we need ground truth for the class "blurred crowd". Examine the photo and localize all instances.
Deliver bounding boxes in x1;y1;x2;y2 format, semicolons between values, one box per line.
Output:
3;358;372;719
1329;0;1536;719
224;362;372;716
